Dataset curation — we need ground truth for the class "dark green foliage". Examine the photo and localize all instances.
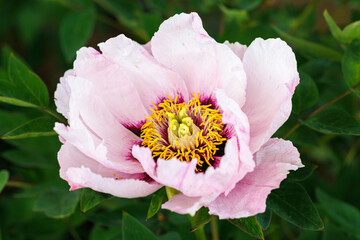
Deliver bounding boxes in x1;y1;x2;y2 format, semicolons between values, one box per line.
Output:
190;207;213;231
147;187;166;220
34;189;81;218
287;163;317;182
122;212;158;240
303;108;360;135
60;6;96;61
0;170;9;193
292;72;319;115
80;188;113;213
272;26;342;62
316;189;360;236
0;54;49;108
227;216;264;239
267;182;324;231
256;208;272;230
343;38;360;93
1;1;360;240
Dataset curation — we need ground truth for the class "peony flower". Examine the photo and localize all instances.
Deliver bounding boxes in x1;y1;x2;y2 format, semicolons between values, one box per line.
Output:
54;12;303;219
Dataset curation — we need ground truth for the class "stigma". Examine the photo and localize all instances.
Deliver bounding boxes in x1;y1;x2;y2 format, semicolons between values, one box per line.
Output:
167;107;200;150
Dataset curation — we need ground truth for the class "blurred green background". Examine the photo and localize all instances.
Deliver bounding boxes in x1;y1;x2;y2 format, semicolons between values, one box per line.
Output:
1;0;360;239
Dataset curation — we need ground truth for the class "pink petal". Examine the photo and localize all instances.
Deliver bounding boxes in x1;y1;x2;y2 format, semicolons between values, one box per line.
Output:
215;89;255;194
162;193;203;216
67;167;161;198
151;12;247;107
73;47;149;125
55;123;142;174
54;77;144;174
98;34;189;104
224;41;247;60
142;41;152;54
132;137;247;200
207;138;303;219
59;143;161;198
242;38;299;153
54;69;74;119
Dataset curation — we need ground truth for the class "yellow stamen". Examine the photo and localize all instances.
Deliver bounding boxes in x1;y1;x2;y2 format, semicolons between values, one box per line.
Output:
140;93;226;172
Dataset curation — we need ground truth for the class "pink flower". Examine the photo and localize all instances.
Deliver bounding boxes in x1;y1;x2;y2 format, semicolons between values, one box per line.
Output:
54;12;303;219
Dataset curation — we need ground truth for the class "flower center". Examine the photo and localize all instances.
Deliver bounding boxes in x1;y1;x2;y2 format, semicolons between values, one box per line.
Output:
140;94;226;172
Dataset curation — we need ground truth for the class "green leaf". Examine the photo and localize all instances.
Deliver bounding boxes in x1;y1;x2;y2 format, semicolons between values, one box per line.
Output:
273;26;342;62
147;187;166;220
267;182;324;230
316;189;360;233
0;96;38;108
2;149;56;169
14;182;64;198
256;207;272;230
228;216;264;239
0;68;7;80
0;110;30;136
6;54;49;107
238;0;263;11
297;231;321;240
159;232;182;240
323;10;343;43
342;21;360;44
190;207;212;232
219;4;249;24
138;13;163;40
287;163;317;181
34;189;80;218
343;38;360;91
165;186;180;199
80;188;112;213
287;126;319;147
0;170;9;194
89;224;121;240
98;0;148;42
60;7;95;61
1;45;13;67
292;72;319;114
16;3;47;46
322;222;350;240
122;212;157;240
1;117;56;139
288;0;320;33
303;108;360;135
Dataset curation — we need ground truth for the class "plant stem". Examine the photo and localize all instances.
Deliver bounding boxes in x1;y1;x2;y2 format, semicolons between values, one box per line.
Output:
188;215;207;240
282;85;359;139
289;0;321;34
6;181;34;189
66;218;82;240
195;227;207;240
211;217;219;240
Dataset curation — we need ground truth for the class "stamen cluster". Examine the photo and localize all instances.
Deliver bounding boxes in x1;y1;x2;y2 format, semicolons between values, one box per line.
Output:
140;94;226;172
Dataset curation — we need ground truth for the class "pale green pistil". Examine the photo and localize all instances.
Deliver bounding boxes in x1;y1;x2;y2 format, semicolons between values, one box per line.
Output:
167;108;200;150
